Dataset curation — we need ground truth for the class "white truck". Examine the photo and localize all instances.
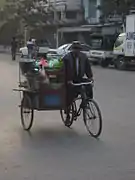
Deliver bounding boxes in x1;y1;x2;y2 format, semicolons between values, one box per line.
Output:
113;14;135;70
89;33;116;67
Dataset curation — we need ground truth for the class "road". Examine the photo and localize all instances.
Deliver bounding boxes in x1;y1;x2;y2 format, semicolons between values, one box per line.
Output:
0;54;135;180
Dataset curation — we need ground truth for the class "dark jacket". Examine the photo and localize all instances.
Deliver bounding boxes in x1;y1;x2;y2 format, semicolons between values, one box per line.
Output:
63;51;93;82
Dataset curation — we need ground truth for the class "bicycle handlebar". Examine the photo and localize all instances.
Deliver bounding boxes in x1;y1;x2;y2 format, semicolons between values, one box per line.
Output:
69;80;94;87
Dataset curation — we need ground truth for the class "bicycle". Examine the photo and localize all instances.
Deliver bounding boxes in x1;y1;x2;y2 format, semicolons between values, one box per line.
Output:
60;81;102;138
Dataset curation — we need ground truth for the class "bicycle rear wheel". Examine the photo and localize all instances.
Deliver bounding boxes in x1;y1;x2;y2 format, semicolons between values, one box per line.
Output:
83;99;102;138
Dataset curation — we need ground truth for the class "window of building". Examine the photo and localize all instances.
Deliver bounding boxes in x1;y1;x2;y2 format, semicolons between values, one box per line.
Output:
90;38;103;49
57;12;61;20
66;11;77;19
89;0;96;18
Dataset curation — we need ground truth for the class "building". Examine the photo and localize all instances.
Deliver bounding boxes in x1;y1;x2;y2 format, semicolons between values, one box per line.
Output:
34;0;121;47
32;0;85;47
57;0;123;46
46;0;102;25
83;0;102;24
44;0;102;25
51;0;84;25
38;0;84;25
56;0;103;45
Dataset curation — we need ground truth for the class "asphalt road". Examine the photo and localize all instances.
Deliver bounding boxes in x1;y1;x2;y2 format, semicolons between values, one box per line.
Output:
0;54;135;180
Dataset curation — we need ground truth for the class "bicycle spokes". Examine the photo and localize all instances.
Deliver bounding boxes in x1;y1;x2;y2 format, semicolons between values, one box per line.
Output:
83;100;102;138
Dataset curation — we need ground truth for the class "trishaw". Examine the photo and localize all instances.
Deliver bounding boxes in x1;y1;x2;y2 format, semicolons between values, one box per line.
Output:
14;51;102;138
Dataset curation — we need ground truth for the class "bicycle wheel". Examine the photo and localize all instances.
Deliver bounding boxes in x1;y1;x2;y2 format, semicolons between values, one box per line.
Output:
83;99;102;138
60;101;76;128
20;94;34;131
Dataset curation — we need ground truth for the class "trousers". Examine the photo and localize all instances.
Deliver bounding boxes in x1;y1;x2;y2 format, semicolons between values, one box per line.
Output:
11;49;16;60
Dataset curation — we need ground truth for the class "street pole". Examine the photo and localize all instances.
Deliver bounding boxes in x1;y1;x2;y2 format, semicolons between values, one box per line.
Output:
24;27;27;46
54;0;57;22
53;0;58;48
48;0;50;7
56;29;59;48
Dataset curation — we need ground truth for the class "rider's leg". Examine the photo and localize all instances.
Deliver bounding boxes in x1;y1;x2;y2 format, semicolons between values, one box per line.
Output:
86;84;93;99
65;85;75;122
81;78;93;99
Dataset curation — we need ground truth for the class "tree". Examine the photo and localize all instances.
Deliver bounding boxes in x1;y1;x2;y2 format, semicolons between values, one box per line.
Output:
4;0;49;27
0;0;54;44
102;0;135;22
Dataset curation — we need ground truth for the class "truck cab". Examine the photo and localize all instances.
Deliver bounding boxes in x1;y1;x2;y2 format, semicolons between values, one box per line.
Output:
113;15;135;70
113;33;126;69
113;33;125;56
89;33;116;67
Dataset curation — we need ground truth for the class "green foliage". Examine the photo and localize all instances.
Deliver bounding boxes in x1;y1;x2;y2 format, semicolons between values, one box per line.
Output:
0;0;50;44
3;0;48;27
0;0;6;7
102;0;135;17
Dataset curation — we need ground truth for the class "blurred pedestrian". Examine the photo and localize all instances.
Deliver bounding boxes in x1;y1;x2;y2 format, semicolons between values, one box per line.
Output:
32;39;38;58
27;38;34;59
11;37;17;61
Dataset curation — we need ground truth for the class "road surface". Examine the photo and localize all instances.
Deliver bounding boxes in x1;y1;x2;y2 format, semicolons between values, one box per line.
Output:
0;54;135;180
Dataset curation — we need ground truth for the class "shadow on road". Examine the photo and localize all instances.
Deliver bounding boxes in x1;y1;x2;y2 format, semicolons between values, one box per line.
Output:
19;126;105;153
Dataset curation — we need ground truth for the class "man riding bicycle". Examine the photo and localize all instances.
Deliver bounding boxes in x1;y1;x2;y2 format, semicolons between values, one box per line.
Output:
63;41;93;124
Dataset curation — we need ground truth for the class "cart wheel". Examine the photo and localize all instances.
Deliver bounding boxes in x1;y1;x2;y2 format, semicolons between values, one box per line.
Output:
60;102;76;128
20;94;34;131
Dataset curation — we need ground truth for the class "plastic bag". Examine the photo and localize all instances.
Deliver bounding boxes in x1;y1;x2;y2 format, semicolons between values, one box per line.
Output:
39;58;49;67
48;58;63;69
39;66;49;84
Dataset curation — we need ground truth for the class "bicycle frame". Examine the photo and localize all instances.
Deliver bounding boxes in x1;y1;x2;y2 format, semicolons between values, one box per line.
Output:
73;85;87;117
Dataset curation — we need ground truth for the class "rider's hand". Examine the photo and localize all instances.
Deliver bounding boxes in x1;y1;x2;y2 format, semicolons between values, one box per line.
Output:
91;78;94;83
68;81;72;84
88;77;94;83
89;78;94;86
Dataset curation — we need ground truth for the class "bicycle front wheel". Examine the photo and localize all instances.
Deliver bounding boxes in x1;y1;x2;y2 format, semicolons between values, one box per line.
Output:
83;99;102;138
